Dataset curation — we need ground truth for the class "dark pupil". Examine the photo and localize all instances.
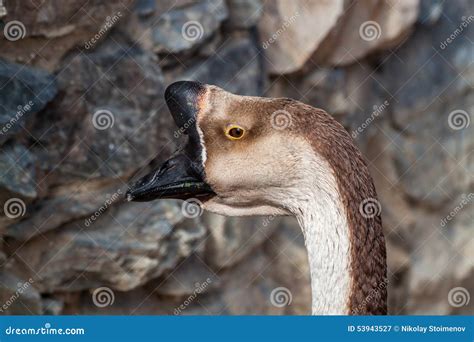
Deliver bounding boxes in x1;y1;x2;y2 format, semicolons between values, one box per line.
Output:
229;127;243;137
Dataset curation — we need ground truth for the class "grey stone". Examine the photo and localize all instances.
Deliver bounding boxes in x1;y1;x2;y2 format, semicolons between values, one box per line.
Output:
198;221;310;315
226;0;263;28
257;0;344;74
41;298;64;315
406;208;473;315
260;218;311;315
0;0;134;71
0;144;37;200
377;0;473;129
269;62;378;120
0;272;41;314
152;0;228;53
66;219;310;315
6;180;126;241
134;0;157;17
418;0;444;25
0;59;57;145
375;0;474;206
182;37;265;96
14;201;206;292
203;213;280;269
31;36;173;185
391;107;473;207
67;286;173;315
153;253;220;297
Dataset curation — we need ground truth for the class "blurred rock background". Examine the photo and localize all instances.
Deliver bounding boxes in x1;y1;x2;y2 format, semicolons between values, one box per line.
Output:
0;0;472;315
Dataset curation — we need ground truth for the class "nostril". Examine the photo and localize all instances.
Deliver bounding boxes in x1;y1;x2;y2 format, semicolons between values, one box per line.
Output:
160;158;179;172
135;172;155;188
160;159;171;170
134;166;164;188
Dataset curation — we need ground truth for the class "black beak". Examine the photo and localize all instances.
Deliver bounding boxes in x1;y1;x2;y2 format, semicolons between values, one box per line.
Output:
126;81;215;202
126;153;213;202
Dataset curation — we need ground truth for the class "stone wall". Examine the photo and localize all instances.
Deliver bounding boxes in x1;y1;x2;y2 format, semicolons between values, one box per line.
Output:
0;0;472;315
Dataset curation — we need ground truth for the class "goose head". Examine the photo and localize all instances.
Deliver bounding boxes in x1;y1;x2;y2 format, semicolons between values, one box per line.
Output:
127;81;318;216
126;81;387;315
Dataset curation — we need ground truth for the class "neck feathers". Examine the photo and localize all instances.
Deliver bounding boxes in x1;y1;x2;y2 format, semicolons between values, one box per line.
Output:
293;167;353;314
285;101;387;315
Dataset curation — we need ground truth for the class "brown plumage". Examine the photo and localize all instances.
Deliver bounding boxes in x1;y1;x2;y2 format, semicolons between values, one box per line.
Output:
280;99;387;314
127;81;388;314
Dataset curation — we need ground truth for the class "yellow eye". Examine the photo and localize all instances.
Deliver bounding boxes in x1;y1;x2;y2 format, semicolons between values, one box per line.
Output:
225;124;245;140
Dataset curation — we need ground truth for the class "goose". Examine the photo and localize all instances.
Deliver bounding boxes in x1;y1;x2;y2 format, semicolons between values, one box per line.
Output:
126;81;387;315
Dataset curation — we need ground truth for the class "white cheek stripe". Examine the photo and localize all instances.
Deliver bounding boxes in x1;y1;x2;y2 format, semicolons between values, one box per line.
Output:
196;123;207;165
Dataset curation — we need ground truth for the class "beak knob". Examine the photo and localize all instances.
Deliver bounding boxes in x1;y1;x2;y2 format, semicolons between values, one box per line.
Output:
165;81;206;134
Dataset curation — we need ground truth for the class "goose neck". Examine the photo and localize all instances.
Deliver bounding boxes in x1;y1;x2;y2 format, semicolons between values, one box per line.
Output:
295;192;353;315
